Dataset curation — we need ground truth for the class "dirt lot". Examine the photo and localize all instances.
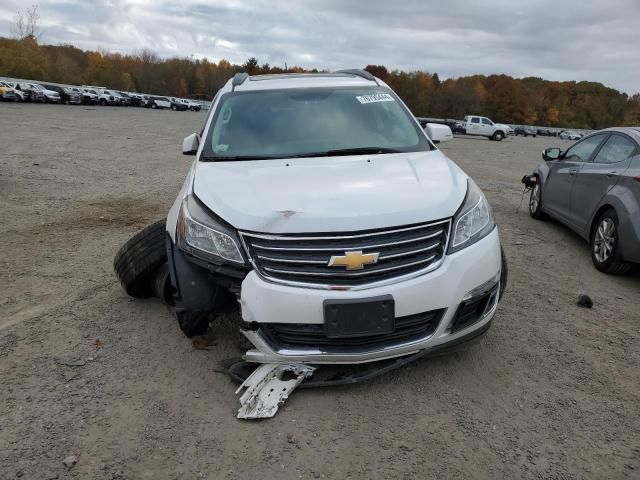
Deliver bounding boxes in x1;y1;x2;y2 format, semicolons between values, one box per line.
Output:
1;103;639;480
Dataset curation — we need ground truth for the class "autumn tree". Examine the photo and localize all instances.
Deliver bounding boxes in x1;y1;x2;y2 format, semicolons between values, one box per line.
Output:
12;4;41;40
0;35;635;128
242;57;259;75
364;64;389;81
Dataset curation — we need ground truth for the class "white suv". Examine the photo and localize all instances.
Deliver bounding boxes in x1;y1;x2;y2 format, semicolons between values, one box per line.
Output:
115;70;506;365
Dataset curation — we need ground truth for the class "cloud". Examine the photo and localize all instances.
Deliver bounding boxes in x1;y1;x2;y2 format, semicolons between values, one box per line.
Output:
0;0;638;93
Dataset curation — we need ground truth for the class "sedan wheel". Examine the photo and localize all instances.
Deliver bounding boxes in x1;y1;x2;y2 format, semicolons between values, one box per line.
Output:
590;209;631;274
593;218;615;263
529;182;546;219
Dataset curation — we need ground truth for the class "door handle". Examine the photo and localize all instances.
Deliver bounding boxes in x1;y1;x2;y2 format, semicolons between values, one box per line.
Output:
606;171;619;178
569;169;578;176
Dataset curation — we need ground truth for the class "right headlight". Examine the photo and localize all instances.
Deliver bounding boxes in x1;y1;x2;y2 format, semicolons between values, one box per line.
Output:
177;195;245;265
448;179;495;254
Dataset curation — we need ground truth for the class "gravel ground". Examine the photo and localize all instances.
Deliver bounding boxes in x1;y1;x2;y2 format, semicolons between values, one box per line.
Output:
1;103;639;480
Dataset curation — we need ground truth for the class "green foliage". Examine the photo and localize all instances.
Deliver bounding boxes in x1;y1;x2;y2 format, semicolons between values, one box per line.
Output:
0;36;636;128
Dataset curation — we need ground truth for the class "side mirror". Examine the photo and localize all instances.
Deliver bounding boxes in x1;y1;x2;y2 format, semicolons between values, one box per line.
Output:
542;147;561;162
425;123;453;144
182;133;200;155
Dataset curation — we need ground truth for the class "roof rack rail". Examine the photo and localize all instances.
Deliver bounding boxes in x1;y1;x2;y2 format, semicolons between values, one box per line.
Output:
232;73;249;91
334;69;379;85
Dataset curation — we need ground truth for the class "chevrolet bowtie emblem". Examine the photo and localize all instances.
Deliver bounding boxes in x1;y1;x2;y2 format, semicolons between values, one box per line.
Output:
328;251;380;270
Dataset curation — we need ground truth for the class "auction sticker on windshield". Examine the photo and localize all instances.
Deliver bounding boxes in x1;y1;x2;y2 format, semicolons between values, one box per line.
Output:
356;93;395;104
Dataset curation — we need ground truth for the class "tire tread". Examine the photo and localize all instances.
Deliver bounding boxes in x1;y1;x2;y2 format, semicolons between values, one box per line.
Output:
113;220;167;297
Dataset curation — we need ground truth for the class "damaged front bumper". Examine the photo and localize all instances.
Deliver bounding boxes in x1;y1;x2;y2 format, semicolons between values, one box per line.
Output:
168;227;502;365
239;228;502;364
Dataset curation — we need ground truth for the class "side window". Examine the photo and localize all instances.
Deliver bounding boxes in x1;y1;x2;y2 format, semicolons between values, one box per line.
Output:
471;117;480;124
481;118;493;125
563;134;606;162
592;134;636;164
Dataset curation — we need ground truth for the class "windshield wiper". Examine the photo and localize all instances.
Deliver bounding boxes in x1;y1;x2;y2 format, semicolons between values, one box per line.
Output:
201;147;403;162
200;155;275;162
322;147;403;156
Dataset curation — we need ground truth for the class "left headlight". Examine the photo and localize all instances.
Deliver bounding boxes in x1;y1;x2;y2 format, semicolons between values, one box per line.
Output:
177;195;245;265
448;179;496;254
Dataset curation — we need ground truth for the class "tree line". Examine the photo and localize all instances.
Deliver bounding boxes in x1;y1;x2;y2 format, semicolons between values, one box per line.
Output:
1;36;638;129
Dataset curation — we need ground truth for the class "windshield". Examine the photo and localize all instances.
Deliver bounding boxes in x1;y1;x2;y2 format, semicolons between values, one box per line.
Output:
203;87;432;160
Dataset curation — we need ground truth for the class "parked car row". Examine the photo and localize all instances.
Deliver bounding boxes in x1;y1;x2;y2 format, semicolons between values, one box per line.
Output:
0;79;204;111
143;95;202;111
514;126;538;137
512;125;586;139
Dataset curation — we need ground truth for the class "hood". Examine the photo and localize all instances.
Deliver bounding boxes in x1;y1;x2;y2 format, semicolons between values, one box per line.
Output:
495;123;510;130
193;150;468;234
43;89;59;96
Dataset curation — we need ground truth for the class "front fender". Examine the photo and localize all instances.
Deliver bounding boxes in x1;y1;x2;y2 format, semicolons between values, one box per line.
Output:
534;162;551;185
166;159;198;243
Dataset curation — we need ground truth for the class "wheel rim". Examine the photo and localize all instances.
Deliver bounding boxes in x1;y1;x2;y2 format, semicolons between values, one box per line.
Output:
594;218;615;263
530;184;540;213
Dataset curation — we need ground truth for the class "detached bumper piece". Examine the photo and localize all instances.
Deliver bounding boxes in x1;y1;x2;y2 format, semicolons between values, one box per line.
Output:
235;364;316;419
223;320;492;397
521;174;538;189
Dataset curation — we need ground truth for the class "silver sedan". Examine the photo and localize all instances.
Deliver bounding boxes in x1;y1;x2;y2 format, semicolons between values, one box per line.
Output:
528;127;640;274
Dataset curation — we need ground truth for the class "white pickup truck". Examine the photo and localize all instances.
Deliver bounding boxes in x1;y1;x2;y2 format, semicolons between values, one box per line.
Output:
464;115;510;141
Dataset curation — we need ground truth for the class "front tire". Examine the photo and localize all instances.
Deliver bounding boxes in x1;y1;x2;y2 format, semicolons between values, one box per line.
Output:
100;99;107;106
529;181;546;220
493;131;505;141
114;220;168;297
590;209;631;274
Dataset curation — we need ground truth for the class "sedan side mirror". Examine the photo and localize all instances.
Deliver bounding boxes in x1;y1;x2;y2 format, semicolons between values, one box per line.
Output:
542;147;561;162
182;133;200;155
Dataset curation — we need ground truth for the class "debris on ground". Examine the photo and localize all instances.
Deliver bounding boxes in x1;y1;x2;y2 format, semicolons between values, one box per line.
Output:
236;363;316;419
577;294;594;308
55;358;86;367
191;335;216;350
62;455;77;469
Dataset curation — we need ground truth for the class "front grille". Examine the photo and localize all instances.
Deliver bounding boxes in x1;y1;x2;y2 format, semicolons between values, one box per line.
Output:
240;220;450;287
261;308;446;350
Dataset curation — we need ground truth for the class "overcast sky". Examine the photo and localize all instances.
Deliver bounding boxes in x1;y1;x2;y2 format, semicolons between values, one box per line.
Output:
1;0;638;94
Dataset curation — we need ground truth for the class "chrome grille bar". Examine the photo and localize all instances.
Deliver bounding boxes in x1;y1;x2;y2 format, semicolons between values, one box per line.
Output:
249;230;444;252
240;219;451;289
263;254;437;278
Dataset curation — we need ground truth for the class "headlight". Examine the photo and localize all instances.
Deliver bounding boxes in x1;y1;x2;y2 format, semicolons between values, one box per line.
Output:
448;179;495;254
177;195;245;265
